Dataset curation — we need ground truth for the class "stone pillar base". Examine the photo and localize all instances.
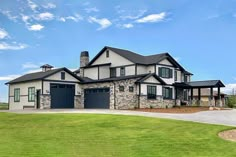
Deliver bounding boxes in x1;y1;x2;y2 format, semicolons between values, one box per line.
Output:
175;99;181;106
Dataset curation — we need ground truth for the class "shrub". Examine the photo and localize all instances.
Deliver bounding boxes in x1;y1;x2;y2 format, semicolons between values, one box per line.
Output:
227;96;236;108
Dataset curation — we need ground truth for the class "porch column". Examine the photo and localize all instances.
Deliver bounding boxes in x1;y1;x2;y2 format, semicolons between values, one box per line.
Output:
190;88;193;106
210;87;214;106
175;88;180;106
218;87;222;107
198;88;201;106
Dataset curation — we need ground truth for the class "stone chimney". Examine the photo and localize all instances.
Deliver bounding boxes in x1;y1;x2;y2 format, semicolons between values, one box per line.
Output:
80;51;89;67
40;64;54;72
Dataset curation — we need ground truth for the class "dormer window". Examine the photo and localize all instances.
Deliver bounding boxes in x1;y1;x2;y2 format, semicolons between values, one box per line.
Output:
61;72;65;80
106;50;109;58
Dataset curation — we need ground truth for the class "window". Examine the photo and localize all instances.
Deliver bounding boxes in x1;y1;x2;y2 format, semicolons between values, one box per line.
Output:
28;87;35;102
163;87;173;99
61;72;65;80
14;88;20;102
119;86;124;92
147;86;156;99
110;68;116;78
129;86;134;92
106;50;109;58
159;67;173;78
175;71;177;81
120;67;125;76
184;75;188;82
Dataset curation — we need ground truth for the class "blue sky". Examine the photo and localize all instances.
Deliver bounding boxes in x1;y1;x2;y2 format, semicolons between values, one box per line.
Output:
0;0;236;102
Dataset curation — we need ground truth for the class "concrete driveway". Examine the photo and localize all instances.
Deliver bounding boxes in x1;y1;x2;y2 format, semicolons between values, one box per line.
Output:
3;109;236;127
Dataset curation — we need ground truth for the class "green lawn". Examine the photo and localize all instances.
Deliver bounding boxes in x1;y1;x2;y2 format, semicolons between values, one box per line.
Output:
0;113;235;157
0;103;8;110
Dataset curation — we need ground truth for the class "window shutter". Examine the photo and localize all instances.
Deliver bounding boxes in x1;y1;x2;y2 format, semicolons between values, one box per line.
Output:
169;88;173;99
158;67;162;77
169;69;173;78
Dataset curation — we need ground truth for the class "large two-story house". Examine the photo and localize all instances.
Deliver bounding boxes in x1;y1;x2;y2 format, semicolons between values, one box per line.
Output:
6;46;225;110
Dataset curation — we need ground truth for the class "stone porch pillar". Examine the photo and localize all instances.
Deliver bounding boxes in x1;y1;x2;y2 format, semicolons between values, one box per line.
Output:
217;87;222;107
198;88;201;106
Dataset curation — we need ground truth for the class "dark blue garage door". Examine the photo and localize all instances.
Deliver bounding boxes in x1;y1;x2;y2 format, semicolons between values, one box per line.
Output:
50;84;75;108
84;88;110;109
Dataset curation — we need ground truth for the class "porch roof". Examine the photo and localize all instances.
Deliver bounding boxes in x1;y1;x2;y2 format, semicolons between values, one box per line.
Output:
173;80;225;89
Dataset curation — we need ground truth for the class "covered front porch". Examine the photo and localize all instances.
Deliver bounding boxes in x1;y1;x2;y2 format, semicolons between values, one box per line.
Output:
173;80;225;107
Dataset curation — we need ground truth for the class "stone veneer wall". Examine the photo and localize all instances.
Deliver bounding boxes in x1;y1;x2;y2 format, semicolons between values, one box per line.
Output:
81;82;115;109
40;95;51;109
114;79;139;109
139;96;175;108
74;95;83;109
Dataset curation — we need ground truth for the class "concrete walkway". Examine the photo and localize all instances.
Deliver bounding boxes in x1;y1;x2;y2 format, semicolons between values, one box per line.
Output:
2;109;236;127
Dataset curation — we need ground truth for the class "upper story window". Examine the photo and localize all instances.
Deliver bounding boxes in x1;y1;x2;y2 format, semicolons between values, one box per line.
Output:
159;67;173;78
184;75;188;82
163;87;173;99
61;72;65;80
120;67;125;76
14;88;20;102
28;87;35;102
110;68;116;78
147;85;156;99
106;50;109;58
175;71;177;81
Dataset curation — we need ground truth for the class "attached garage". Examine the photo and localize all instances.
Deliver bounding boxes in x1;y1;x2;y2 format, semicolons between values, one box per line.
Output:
50;84;75;109
84;88;110;109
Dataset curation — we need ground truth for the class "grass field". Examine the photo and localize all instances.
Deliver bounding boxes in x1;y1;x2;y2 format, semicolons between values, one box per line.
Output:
0;103;8;110
0;113;235;157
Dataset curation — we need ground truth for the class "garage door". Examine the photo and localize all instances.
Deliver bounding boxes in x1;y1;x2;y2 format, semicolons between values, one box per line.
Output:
84;88;110;109
50;84;75;108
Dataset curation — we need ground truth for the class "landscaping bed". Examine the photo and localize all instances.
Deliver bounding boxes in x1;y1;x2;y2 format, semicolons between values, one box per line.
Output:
219;129;236;142
130;106;228;114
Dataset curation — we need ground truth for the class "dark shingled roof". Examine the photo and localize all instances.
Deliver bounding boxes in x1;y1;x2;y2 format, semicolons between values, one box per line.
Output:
6;68;81;84
136;73;166;85
80;73;167;85
188;80;225;88
173;80;225;88
87;46;191;73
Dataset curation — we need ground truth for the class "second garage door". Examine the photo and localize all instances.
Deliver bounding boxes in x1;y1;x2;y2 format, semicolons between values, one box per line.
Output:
84;88;110;109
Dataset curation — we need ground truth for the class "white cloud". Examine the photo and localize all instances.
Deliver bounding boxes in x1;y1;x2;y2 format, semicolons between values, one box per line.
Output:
85;7;99;13
221;84;236;95
26;69;41;73
21;14;30;25
0;10;18;22
0;28;9;39
120;10;147;20
121;23;134;29
58;14;83;22
27;0;38;12
35;12;54;21
136;12;167;23
0;42;27;50
42;3;56;9
88;16;112;30
28;24;44;31
22;62;39;69
0;75;21;81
